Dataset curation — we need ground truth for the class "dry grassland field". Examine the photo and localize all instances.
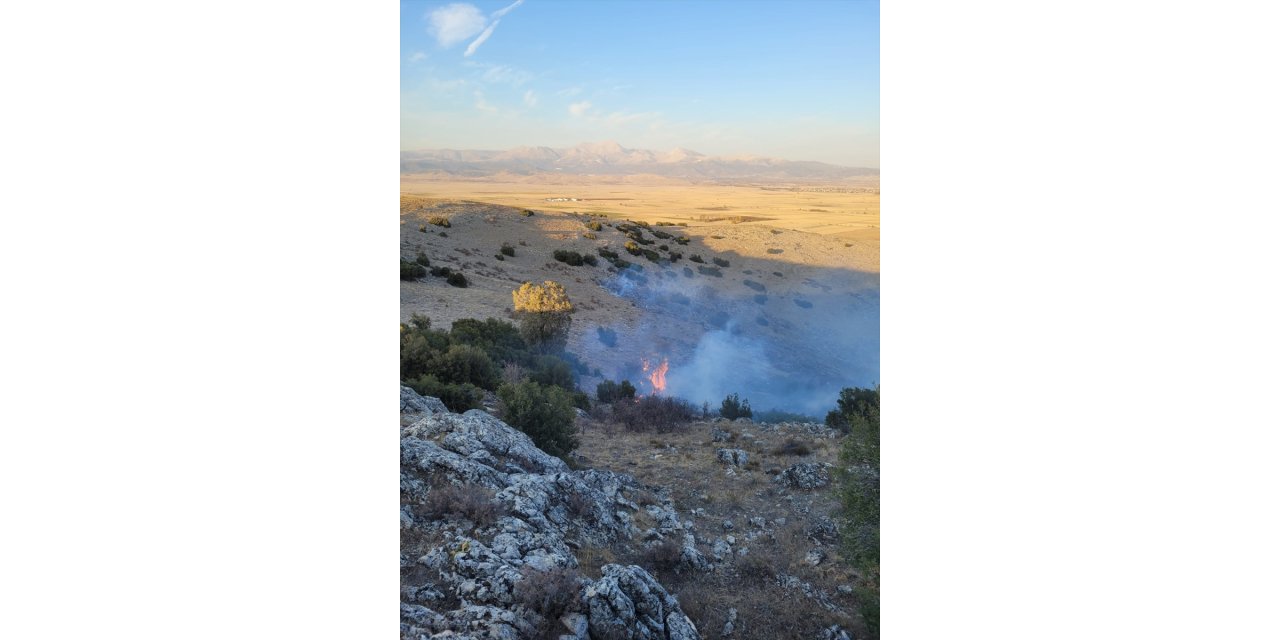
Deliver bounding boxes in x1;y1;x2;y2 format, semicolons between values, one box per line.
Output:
400;176;880;251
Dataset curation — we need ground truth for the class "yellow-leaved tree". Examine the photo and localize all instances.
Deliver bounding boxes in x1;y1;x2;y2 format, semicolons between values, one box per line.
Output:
512;280;574;352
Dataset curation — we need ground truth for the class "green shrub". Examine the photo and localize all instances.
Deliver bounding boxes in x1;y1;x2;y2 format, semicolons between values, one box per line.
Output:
495;254;504;261
401;260;427;281
522;209;535;217
500;243;515;257
430;266;452;277
623;241;642;256
450;318;528;365
530;355;576;391
415;252;431;267
720;393;753;420
697;265;722;277
405;374;484;412
553;249;585;266
572;390;591;411
689;254;704;263
675;236;690;245
640;248;661;262
597;247;619;261
428;344;500;390
712;257;730;268
446;272;468;288
498;381;578;458
596;379;636;404
427;215;451;228
585;220;603;231
582;254;598;266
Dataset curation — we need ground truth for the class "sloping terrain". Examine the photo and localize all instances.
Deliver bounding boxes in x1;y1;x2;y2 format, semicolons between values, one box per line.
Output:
400;196;878;416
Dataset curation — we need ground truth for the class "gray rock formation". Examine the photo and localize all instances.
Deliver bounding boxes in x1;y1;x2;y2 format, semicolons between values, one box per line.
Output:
400;386;700;639
774;462;833;489
715;448;749;467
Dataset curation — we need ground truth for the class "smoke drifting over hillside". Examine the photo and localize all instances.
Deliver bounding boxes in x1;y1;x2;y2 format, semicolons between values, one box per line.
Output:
594;264;879;416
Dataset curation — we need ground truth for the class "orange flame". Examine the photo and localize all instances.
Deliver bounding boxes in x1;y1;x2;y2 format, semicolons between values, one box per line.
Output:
641;358;669;395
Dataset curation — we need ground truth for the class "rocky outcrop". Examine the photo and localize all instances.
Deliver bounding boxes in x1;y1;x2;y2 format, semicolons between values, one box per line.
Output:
400;386;700;639
774;462;832;489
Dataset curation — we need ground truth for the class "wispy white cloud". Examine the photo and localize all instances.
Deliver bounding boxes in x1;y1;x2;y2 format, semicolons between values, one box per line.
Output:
408;51;427;63
492;0;524;20
523;90;538;108
428;4;487;48
478;63;531;86
557;86;583;97
569;101;592;117
464;20;499;57
461;0;526;57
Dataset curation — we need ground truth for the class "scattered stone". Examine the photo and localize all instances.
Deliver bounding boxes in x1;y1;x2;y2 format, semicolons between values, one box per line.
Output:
722;608;739;636
817;624;852;640
711;428;732;442
716;448;749;467
722;519;734;531
837;584;854;595
748;517;767;529
805;548;825;566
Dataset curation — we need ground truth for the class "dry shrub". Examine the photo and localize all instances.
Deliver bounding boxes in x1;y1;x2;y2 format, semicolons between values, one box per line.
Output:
422;483;505;526
772;438;812;456
640;537;683;576
574;546;617;579
612;396;697;433
564;489;595;519
514;565;583;620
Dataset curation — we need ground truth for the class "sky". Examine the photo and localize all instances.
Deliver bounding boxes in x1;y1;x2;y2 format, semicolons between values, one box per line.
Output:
401;0;879;168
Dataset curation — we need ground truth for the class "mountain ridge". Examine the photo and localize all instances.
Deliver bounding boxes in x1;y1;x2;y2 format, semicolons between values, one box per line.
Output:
402;141;878;183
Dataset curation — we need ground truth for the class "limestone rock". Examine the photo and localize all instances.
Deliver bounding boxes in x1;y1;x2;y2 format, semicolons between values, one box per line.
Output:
775;462;832;489
715;448;749;467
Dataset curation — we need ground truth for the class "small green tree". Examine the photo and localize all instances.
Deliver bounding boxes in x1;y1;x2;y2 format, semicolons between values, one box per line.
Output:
498;381;578;459
720;393;753;420
596;379;637;404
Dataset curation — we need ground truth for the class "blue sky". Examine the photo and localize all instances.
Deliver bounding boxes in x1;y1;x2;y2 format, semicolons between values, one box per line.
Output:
401;0;879;167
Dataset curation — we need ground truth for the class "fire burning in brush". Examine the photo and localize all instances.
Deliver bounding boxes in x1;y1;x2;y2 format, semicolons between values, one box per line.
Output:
641;357;669;395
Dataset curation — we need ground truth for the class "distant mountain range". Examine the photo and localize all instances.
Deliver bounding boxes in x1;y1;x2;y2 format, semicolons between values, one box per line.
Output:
401;141;878;183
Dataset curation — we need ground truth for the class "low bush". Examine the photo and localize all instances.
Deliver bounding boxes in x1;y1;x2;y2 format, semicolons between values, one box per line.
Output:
422;482;506;526
720;393;753;420
530;355;576;391
582;231;597;240
596;379;636;404
640;537;683;575
712;257;730;268
522;209;535;216
498;381;578;459
414;252;431;267
767;248;783;254
682;267;693;278
595;326;617;347
418;224;427;233
427;215;451;228
429;265;452;277
623;241;642;256
674;236;690;245
689;254;704;263
640;248;661;262
500;243;515;257
429;344;499;390
696;265;722;277
772;438;812;456
514;565;582;625
553;249;585;266
793;298;813;309
743;279;765;292
401;260;427;281
585;220;603;231
613;395;697;433
446;272;468;288
405;374;484;412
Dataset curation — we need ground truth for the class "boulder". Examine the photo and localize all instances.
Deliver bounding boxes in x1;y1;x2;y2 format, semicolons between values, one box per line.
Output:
715;449;749;467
